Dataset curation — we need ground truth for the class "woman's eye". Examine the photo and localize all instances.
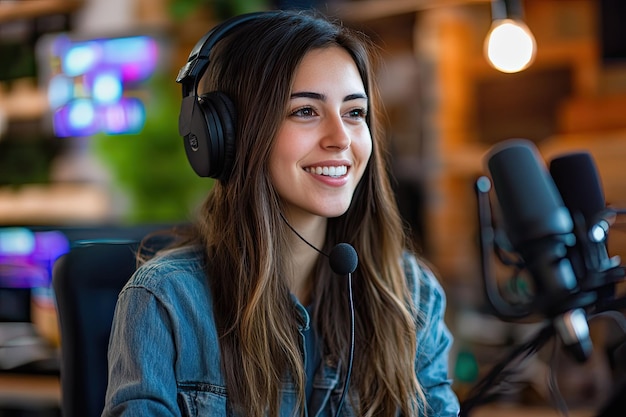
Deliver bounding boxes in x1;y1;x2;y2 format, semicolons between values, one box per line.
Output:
347;108;368;119
290;106;316;118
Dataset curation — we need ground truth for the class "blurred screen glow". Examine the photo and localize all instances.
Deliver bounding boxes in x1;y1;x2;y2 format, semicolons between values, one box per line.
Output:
0;228;70;289
93;71;123;104
41;34;160;137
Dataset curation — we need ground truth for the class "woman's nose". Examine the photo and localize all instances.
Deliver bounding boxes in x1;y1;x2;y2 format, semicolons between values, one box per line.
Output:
321;114;351;150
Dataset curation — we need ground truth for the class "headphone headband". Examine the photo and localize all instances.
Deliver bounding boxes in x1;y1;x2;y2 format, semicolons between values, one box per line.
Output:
176;11;273;98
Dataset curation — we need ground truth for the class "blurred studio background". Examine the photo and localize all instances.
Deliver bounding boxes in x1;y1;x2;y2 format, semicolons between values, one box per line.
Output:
1;0;626;416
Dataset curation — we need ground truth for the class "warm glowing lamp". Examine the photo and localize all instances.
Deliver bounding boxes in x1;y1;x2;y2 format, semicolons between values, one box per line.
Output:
484;0;536;73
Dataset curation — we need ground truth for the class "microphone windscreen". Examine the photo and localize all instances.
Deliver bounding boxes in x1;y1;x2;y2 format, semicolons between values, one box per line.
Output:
549;152;605;224
486;139;573;248
329;243;358;275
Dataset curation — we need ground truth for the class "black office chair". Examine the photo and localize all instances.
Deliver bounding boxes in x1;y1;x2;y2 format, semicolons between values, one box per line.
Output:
52;240;140;417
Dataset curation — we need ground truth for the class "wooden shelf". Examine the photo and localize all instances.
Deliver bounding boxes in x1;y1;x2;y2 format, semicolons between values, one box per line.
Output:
0;183;111;225
329;0;490;21
0;0;83;23
0;1;85;122
0;78;48;122
558;94;626;134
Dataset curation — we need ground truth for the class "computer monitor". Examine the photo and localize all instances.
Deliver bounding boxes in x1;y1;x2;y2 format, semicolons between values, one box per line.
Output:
0;223;174;323
0;226;70;322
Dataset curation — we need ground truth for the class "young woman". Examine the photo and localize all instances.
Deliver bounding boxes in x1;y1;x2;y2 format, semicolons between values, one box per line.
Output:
102;9;459;417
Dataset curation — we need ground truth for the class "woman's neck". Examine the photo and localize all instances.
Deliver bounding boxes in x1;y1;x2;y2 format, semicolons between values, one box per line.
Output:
284;214;327;305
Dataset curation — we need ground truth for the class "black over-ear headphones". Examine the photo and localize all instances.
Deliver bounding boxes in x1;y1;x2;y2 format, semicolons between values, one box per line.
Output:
176;11;274;179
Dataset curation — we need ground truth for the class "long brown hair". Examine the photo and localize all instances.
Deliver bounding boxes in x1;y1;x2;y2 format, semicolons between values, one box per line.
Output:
182;10;424;417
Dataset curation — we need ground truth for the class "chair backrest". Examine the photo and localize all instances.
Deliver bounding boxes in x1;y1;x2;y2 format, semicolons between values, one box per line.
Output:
52;240;139;417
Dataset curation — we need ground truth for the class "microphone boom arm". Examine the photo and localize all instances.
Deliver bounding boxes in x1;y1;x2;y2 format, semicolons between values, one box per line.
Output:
475;176;533;320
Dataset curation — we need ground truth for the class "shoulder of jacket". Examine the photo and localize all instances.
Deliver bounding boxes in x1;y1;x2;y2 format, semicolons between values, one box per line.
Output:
401;251;446;325
125;245;206;293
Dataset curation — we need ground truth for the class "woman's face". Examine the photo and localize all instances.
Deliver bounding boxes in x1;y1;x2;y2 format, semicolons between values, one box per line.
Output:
269;46;372;223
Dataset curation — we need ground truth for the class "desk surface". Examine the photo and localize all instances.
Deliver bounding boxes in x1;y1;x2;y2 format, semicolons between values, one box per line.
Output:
0;372;60;408
0;375;601;416
472;405;593;417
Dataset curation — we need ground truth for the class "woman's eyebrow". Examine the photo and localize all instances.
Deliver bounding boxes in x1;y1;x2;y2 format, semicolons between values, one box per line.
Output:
290;91;368;101
344;93;368;101
291;91;324;100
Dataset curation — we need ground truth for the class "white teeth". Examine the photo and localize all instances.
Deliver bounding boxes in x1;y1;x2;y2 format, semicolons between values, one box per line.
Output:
305;165;348;177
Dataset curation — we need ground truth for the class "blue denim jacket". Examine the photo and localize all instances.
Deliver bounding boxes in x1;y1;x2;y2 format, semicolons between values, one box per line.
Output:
102;246;459;417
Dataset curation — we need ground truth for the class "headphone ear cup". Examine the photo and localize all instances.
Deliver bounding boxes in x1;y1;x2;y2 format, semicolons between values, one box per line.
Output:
183;91;236;179
206;91;237;180
180;95;213;178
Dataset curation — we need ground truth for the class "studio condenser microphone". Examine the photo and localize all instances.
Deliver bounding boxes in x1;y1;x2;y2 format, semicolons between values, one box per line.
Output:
486;139;593;362
549;151;623;300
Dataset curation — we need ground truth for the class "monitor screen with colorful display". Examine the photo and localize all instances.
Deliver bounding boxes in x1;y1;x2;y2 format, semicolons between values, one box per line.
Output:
0;227;70;322
0;224;174;322
37;33;163;137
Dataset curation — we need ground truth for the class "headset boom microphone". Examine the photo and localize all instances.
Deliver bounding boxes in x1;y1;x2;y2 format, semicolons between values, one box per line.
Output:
279;213;358;417
486;139;593;362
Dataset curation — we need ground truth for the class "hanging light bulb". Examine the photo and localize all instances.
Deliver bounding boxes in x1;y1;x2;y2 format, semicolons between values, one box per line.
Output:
484;0;536;73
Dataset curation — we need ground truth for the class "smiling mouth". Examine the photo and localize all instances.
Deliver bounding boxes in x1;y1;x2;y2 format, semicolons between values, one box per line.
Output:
304;165;349;178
